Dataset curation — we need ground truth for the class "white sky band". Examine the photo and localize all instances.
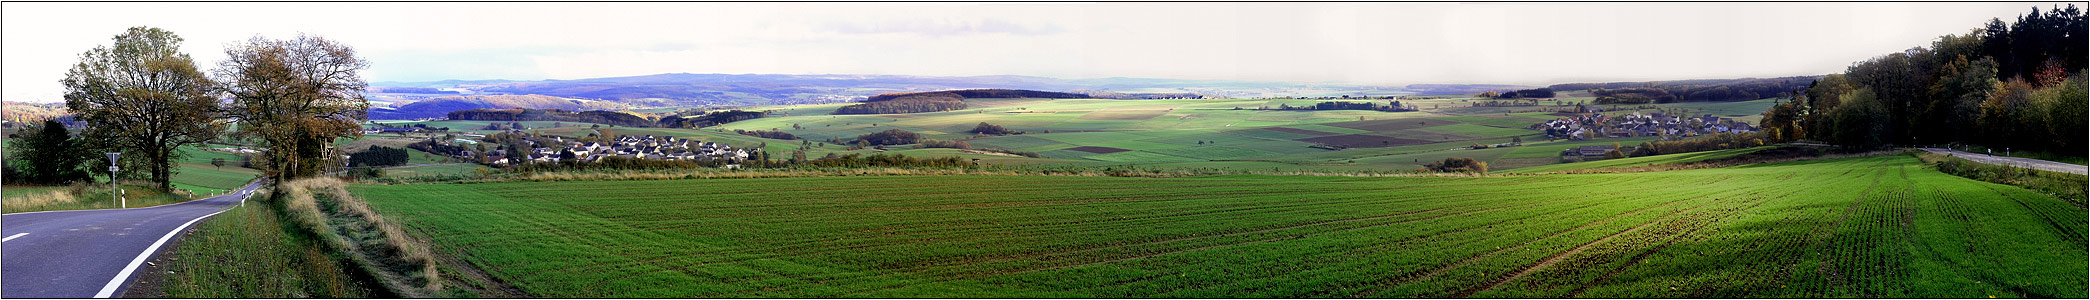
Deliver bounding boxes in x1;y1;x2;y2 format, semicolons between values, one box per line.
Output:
2;2;2071;102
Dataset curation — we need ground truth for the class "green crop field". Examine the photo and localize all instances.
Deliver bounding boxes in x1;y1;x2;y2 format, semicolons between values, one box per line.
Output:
350;155;2085;298
670;97;1626;172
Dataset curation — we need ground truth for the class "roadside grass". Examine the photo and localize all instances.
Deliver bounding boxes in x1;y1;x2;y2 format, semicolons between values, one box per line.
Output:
1;182;190;214
1915;151;2088;205
1;185;66;200
279;178;444;297
350;155;2085;297
159;201;375;298
384;164;490;179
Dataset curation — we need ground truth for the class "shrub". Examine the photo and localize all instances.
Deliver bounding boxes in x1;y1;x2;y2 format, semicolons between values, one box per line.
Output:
970;122;1015;135
1423;157;1488;174
916;139;972;149
347;146;410;167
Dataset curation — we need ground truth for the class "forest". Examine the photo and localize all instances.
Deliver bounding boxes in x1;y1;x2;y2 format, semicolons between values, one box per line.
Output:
661;110;769;128
1759;4;2086;154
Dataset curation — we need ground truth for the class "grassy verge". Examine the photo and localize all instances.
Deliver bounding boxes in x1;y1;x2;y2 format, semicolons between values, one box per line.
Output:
157;200;376;298
1915;151;2088;205
1;182;192;214
278;178;444;297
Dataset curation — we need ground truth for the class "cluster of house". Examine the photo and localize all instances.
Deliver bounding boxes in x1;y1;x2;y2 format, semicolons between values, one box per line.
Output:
479;135;757;166
1533;112;1756;141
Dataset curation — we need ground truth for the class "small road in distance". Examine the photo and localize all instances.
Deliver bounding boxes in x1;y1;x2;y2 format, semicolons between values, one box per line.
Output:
1919;147;2088;175
2;180;265;298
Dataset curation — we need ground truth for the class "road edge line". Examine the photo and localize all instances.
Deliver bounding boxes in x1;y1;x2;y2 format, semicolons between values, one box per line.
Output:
2;233;26;242
90;200;238;298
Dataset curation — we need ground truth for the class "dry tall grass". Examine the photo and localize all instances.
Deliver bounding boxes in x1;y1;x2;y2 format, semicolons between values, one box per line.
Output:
2;181;187;213
2;189;77;212
280;178;442;297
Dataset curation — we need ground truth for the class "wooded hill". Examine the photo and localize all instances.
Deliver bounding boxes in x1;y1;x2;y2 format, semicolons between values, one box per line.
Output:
834;89;1089;115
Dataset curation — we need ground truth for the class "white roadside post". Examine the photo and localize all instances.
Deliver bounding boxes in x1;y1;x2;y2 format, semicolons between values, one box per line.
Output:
106;152;121;208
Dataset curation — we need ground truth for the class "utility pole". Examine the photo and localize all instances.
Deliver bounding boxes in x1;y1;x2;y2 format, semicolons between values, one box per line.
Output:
106;152;120;208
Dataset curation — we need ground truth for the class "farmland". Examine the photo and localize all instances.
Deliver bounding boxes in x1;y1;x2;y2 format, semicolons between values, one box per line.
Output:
350;154;2085;298
360;93;1789;174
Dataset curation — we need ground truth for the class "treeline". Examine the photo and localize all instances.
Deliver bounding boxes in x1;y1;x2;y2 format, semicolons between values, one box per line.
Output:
346;146;409;167
407;139;469;157
660;110;767;128
1269;101;1416;112
1630;132;1768;156
833;97;966;114
447;108;655;127
855;129;920;146
838;89;1089;115
1761;5;2086;153
732;129;796;140
1553;77;1819;103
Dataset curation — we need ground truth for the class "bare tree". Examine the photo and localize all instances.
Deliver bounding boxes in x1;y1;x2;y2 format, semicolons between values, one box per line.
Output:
216;33;371;183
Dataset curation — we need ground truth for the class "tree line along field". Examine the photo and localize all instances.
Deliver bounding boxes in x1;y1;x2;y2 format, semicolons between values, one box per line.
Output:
348;154;2084;298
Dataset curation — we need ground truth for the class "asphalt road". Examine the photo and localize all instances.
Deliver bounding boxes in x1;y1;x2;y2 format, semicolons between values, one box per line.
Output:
1919;148;2089;175
2;180;264;298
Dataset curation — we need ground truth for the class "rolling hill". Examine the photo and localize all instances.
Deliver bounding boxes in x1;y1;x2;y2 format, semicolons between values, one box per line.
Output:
369;94;635;120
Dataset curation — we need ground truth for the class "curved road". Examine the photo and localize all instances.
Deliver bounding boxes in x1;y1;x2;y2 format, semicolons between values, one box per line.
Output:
3;180;264;298
1918;148;2088;175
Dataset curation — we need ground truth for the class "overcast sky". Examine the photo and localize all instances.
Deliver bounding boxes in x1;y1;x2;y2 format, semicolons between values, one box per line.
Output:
2;2;2070;102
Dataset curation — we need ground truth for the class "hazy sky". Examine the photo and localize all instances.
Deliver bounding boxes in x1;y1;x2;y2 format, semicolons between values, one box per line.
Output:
2;2;2070;102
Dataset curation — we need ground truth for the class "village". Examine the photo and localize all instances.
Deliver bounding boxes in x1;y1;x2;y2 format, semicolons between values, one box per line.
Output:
1533;111;1756;141
1532;111;1758;160
485;134;758;166
387;123;761;168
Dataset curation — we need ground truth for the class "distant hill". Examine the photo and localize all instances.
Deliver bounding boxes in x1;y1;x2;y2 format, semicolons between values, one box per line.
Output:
447;109;656;128
370;95;634;120
1548;76;1821;103
368;73;1317;108
1403;84;1533;95
837;89;1087;115
3;102;71;125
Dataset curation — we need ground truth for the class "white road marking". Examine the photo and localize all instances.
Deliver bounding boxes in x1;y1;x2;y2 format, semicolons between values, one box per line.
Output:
92;204;236;298
2;233;26;242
